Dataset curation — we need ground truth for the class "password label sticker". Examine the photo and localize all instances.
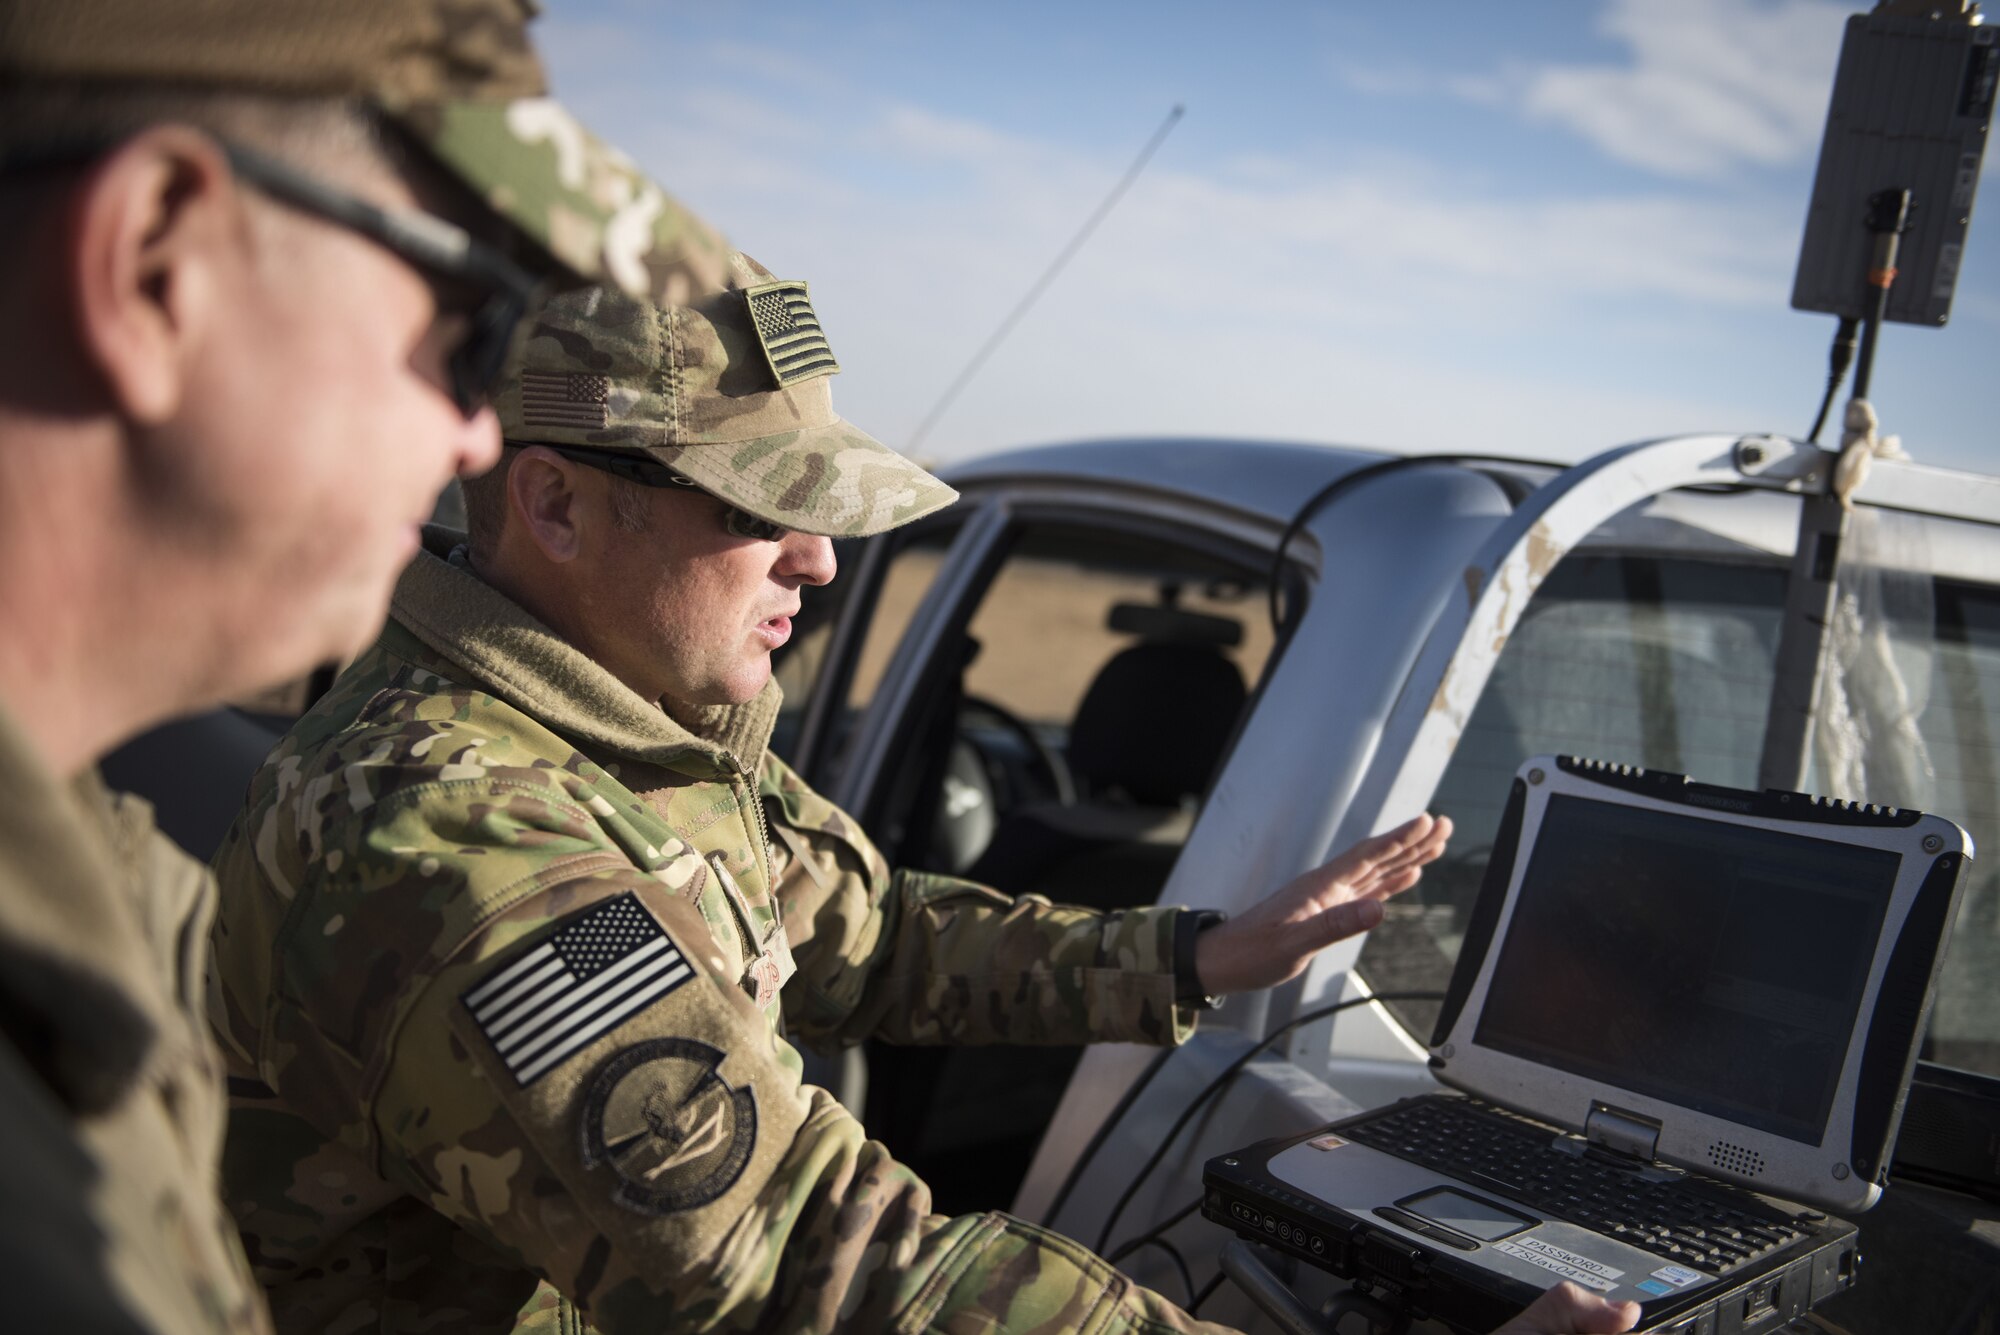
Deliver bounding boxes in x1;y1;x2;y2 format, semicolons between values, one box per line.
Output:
1493;1237;1624;1293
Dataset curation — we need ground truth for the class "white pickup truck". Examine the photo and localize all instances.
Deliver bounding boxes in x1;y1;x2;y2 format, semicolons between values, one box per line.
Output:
766;433;2000;1333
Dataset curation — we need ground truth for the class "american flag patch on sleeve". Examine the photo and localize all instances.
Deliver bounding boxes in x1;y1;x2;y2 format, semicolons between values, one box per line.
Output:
461;894;693;1086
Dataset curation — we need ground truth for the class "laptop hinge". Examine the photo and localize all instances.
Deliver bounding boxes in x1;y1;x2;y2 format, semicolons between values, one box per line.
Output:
1585;1103;1662;1162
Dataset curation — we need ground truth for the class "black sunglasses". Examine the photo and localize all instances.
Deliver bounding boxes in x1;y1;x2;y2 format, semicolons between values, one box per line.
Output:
218;143;542;418
540;445;790;542
1;135;541;417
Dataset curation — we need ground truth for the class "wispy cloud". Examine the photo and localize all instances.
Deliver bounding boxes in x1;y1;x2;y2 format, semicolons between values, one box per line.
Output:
532;3;1989;472
582;80;1797;458
1517;0;1844;178
542;19;1789;316
1342;0;1847;181
880;105;1039;166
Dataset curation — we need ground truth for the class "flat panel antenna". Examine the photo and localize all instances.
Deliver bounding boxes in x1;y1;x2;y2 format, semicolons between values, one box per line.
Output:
1792;4;1997;327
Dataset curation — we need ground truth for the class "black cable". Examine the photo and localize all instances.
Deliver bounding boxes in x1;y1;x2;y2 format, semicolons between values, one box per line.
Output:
1094;990;1447;1256
1041;1045;1176;1233
1266;456;1559;635
1189;1269;1229;1315
1109;1235;1198;1308
1106;1196;1202;1265
1810;191;1910;444
1104;1191;1192;1295
1107;1198;1205;1310
1805;316;1860;445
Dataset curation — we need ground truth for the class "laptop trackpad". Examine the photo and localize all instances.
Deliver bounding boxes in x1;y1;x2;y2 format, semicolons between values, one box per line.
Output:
1397;1187;1536;1242
1271;1140;1718;1303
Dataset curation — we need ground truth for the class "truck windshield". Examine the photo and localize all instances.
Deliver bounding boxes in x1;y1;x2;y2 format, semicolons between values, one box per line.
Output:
1359;539;2000;1083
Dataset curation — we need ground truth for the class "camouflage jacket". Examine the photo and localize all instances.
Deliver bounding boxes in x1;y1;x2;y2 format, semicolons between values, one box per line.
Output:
208;530;1228;1334
0;704;270;1333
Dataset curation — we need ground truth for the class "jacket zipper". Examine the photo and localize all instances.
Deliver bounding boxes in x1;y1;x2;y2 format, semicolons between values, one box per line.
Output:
726;750;775;897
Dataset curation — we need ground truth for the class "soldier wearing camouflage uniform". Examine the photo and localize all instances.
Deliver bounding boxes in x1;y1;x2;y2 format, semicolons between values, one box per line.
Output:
0;1;741;1330
208;244;1631;1335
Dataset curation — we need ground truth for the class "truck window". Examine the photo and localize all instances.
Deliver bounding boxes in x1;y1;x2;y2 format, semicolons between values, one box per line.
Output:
770;523;961;766
873;520;1273;884
1359;548;1999;1083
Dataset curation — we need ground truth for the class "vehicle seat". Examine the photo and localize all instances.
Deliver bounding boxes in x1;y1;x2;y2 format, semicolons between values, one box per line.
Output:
966;640;1247;910
99;707;291;862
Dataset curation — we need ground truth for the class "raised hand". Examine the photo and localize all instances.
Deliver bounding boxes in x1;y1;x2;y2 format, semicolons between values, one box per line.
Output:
1193;813;1452;997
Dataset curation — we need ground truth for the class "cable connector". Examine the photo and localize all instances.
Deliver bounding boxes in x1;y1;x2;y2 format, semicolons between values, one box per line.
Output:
1807;317;1861;443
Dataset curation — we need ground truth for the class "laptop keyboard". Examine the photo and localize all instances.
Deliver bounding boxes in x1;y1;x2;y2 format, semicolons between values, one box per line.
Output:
1342;1097;1811;1273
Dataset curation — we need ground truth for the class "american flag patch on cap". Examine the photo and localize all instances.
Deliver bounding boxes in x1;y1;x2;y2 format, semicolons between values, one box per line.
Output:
462;894;692;1086
520;370;610;429
744;280;839;388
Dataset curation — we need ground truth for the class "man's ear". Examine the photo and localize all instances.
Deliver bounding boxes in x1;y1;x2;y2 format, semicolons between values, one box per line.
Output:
67;127;240;426
508;447;589;563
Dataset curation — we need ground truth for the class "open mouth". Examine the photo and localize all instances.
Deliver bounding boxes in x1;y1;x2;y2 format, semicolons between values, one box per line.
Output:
755;614;793;649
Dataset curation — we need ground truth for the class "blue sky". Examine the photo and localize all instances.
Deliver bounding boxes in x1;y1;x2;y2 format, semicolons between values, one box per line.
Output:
538;0;1997;474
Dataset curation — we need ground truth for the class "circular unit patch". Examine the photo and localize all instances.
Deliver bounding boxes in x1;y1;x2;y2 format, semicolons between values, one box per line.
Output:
580;1037;756;1215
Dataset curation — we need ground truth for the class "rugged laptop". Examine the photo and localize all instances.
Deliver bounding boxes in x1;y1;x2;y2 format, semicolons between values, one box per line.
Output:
1203;755;1972;1334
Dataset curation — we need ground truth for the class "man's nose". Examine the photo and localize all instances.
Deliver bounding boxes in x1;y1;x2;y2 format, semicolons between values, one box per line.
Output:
780;531;837;586
454;406;504;480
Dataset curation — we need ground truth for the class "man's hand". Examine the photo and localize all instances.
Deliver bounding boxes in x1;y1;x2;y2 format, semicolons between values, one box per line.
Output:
1491;1281;1641;1334
1192;813;1451;997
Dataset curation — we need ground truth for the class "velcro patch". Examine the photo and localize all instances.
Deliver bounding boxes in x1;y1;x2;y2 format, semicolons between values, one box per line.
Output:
581;1037;757;1214
461;894;693;1086
743;279;839;387
519;369;610;429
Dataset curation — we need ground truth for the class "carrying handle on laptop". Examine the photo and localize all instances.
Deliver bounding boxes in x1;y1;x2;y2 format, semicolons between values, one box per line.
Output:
1219;1240;1411;1335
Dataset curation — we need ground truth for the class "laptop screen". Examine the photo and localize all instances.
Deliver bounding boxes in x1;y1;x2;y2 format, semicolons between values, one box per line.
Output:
1472;794;1901;1144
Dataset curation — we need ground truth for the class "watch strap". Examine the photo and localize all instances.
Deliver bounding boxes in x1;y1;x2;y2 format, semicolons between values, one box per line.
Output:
1173;909;1228;1010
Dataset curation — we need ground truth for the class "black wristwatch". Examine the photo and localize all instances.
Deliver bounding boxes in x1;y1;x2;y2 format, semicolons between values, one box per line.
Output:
1173;909;1228;1011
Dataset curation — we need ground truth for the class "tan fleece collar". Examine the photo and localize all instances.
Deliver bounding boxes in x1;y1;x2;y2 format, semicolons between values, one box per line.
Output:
0;704;162;1113
387;526;781;777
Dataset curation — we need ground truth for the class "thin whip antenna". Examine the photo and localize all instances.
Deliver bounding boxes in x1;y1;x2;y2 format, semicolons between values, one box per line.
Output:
906;103;1185;455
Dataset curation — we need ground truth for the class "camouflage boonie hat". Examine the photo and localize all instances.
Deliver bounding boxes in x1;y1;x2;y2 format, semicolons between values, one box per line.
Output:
0;0;730;303
496;254;958;539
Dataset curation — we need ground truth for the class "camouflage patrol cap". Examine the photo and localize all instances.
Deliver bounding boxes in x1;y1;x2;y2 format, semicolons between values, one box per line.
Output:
0;0;730;302
497;255;959;539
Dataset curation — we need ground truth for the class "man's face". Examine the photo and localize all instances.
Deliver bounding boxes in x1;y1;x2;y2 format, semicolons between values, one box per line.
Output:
146;143;502;694
576;478;838;707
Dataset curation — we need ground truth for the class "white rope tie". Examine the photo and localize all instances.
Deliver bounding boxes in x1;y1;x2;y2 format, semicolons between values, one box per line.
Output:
1831;397;1909;508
